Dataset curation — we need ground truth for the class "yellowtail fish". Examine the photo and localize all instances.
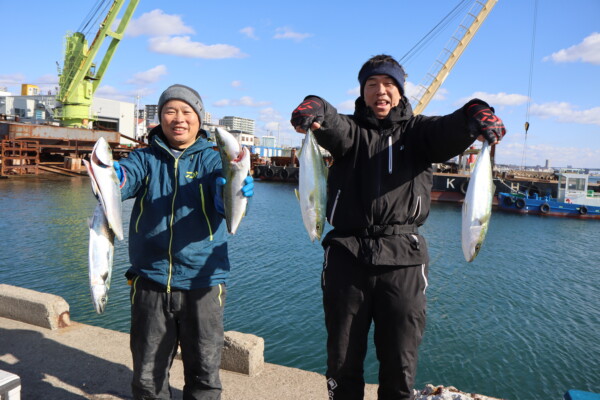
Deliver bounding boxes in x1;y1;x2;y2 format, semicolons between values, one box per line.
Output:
295;128;328;242
461;141;494;262
88;203;114;314
83;137;124;241
214;127;251;234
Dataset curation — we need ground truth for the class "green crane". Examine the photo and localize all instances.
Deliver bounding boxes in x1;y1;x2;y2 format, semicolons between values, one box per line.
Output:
56;0;140;128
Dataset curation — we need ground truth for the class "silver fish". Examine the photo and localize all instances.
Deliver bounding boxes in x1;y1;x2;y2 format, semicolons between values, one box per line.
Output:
88;202;115;314
83;136;124;240
461;141;494;262
295;128;328;242
214;127;251;234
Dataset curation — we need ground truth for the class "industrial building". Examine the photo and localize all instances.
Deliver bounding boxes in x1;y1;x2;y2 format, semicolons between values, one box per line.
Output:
0;84;136;140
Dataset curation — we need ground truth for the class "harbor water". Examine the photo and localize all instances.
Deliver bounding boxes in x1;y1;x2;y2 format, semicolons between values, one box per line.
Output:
1;175;599;400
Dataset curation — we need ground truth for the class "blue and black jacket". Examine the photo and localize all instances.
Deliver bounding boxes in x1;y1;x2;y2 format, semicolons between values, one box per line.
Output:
119;126;229;291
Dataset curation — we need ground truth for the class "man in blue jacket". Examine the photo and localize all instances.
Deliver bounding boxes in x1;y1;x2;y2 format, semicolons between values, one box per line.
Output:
116;84;253;399
291;55;505;400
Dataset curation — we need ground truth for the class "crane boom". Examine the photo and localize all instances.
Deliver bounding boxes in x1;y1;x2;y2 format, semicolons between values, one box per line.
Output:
411;0;497;115
56;0;140;128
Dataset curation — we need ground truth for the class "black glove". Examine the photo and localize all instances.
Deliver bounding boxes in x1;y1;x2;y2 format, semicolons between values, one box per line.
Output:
466;102;506;144
290;97;324;131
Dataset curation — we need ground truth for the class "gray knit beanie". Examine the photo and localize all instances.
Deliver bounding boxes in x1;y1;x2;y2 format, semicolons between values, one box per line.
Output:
158;84;204;121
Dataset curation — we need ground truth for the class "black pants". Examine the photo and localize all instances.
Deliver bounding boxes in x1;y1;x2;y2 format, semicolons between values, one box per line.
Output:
322;245;428;400
130;276;226;400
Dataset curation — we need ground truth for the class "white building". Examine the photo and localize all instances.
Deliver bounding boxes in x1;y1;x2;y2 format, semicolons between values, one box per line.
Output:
0;92;136;145
261;135;277;148
232;132;254;147
219;116;254;134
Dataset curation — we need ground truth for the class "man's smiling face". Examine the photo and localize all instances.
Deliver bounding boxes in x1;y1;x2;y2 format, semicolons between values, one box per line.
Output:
363;74;401;119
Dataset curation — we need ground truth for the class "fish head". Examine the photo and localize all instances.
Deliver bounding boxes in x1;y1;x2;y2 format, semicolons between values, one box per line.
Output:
215;128;241;161
92;137;114;167
314;221;324;241
302;206;319;242
91;285;108;314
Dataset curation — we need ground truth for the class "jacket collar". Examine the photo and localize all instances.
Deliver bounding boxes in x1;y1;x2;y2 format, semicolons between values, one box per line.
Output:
353;97;413;129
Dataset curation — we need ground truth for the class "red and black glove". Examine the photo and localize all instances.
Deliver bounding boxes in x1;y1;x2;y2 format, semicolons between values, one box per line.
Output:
290;96;324;131
466;102;506;144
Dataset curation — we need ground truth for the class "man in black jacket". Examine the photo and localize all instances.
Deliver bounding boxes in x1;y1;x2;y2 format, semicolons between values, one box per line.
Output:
290;54;505;400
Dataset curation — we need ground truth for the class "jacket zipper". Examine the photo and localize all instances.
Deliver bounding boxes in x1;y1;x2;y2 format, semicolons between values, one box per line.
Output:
375;130;390;217
157;141;188;294
388;135;393;174
166;156;180;293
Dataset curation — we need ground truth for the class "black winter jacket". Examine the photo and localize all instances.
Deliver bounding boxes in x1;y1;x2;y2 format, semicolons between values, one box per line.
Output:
313;96;482;266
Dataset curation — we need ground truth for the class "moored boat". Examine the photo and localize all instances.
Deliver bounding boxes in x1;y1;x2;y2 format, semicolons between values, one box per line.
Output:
497;171;600;219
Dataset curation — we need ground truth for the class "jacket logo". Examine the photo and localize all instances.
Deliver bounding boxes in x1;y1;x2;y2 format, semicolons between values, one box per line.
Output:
185;171;198;179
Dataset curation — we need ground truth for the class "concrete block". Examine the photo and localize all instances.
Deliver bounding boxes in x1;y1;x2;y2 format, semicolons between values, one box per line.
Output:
0;284;70;330
221;331;264;376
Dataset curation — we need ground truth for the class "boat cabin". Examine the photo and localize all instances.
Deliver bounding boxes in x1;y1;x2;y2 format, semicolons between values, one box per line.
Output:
557;172;600;207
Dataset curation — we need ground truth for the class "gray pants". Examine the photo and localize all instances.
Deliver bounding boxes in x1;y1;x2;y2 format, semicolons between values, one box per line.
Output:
129;276;226;400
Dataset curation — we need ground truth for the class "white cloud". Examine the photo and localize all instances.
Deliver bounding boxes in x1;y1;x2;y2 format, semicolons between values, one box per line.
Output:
530;102;600;125
338;99;356;112
96;85;126;100
404;81;447;103
259;107;282;121
264;121;281;132
96;85;155;102
543;32;600;65
433;88;448;101
213;96;270;107
148;36;247;59
127;65;168;85
0;73;58;94
404;81;421;101
273;27;312;42
126;9;195;37
0;73;26;86
240;27;258;40
459;92;530;107
258;108;296;141
497;141;600;168
231;80;243;88
347;86;360;96
124;9;247;61
213;99;230;107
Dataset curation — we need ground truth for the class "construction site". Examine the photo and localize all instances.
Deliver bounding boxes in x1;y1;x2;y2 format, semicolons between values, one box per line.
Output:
0;0;143;178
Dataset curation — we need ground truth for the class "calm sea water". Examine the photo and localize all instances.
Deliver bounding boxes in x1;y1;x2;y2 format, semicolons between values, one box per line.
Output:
1;175;599;400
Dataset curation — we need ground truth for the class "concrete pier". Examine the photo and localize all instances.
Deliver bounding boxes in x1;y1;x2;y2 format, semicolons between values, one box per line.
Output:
0;284;379;399
0;285;504;400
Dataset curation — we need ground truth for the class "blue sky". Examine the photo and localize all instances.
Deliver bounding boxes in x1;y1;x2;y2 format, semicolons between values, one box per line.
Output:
1;0;599;168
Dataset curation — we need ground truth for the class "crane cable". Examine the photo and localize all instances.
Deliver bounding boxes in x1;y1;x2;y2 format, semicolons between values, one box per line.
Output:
521;0;539;169
399;0;471;65
78;0;113;38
